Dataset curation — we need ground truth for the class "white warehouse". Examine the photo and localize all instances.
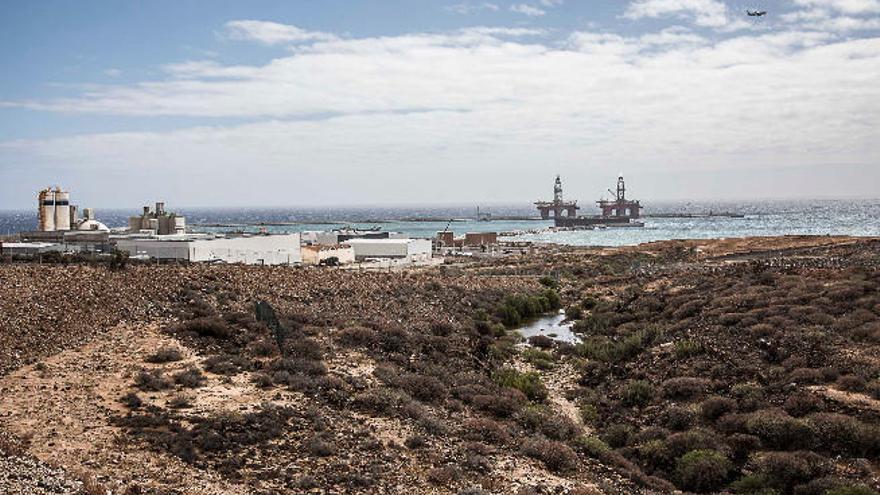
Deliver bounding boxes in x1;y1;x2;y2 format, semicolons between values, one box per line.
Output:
343;238;432;262
115;233;301;265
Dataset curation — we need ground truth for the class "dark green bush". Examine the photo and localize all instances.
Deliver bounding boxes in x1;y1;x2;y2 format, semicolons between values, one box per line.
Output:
493;368;548;402
805;413;879;457
622;380;655;407
745;409;814;450
674;449;731;493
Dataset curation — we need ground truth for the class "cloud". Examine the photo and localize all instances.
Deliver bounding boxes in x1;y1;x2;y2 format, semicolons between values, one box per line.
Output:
783;1;880;31
445;2;499;15
623;0;742;29
225;20;336;44
510;4;546;16
792;0;880;15
2;20;879;205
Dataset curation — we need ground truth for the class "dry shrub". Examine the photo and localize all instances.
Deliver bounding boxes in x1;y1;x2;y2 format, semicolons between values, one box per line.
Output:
516;406;580;441
338;326;378;347
145;347;183;363
663;406;696;431
836;375;867;392
427;466;459;485
176;317;232;339
726;433;761;461
119;392;143;409
471;388;526;417
203;353;251;375
783;391;824;417
701;397;737;421
521;437;578;473
751;451;828;491
805;413;880;457
662;377;709;401
399;373;448;403
134;368;171;391
622;380;655;407
173;367;206;388
462;418;510;445
789;368;824;385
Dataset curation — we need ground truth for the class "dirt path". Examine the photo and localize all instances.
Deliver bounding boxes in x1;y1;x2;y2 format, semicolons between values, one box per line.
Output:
0;322;248;494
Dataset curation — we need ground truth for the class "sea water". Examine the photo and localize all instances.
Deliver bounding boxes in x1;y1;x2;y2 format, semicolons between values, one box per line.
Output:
1;199;877;247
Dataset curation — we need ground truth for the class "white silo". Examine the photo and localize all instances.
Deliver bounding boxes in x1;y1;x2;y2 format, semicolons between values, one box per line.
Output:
38;188;55;232
54;187;71;231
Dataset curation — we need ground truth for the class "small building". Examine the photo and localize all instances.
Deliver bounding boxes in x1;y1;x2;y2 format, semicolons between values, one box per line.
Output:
301;244;355;266
464;232;498;246
114;233;301;265
343;238;432;262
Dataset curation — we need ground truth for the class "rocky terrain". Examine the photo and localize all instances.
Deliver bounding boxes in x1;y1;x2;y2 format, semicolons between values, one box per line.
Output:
0;235;878;494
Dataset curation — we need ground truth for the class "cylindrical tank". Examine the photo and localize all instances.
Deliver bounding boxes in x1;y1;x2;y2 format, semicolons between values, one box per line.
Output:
83;207;95;221
173;215;186;234
54;188;71;231
38;188;55;231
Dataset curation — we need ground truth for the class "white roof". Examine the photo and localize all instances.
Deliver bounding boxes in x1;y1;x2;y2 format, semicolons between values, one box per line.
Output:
343;238;417;244
2;242;58;248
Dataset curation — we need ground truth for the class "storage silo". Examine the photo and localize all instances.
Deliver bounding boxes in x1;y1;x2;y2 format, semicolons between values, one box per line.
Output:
54;187;71;231
38;188;55;231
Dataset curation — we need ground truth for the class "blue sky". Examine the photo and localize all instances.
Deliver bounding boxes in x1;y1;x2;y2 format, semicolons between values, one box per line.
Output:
1;0;878;208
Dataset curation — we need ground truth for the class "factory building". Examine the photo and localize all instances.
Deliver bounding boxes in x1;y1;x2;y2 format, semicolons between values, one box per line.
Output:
301;244;356;266
129;202;186;235
114;233;301;265
343;238;432;262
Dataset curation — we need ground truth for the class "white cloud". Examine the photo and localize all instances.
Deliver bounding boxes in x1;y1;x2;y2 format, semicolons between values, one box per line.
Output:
225;20;336;44
510;4;546;16
623;0;739;28
783;1;880;31
2;21;879;205
445;2;499;15
793;0;880;15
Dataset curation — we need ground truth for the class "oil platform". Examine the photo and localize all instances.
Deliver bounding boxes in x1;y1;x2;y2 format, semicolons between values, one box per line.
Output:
537;175;643;228
534;175;580;220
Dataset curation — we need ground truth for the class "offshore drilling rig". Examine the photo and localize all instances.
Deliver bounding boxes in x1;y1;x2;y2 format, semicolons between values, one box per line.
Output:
536;175;643;228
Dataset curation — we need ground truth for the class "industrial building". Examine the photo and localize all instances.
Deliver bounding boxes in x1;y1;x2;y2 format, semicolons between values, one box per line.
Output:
129;202;186;235
36;187;109;233
114;233;302;265
343;238;432;262
309;230;407;246
301;244;355;266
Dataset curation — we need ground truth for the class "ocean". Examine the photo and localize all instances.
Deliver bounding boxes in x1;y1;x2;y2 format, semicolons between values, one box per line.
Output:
1;199;877;247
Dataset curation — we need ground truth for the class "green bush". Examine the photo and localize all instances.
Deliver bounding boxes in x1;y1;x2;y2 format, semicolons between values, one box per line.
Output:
522;348;555;370
497;290;561;327
493;368;548;402
805;413;880;457
825;486;879;495
622;380;655;407
674;449;732;493
675;339;704;359
575;435;611;458
729;474;778;494
746;409;814;450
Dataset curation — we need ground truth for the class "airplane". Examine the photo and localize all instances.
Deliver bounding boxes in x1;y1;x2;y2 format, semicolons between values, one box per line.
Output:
747;10;767;16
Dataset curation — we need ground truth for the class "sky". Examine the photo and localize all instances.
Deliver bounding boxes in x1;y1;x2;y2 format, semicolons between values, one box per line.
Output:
1;0;878;209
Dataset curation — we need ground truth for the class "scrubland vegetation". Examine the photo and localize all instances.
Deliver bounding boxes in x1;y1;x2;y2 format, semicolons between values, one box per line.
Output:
1;236;878;494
